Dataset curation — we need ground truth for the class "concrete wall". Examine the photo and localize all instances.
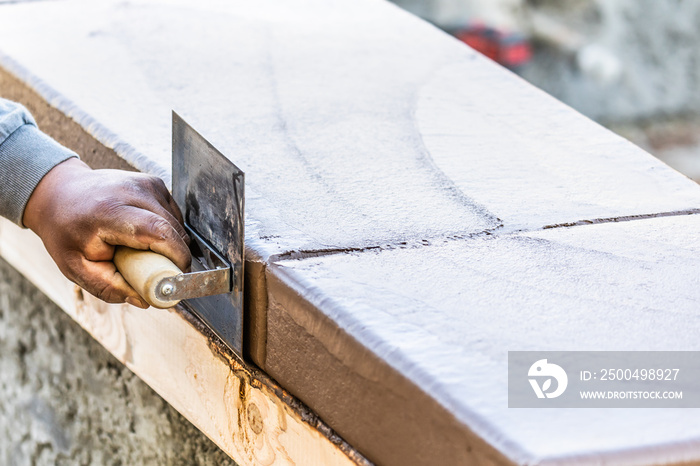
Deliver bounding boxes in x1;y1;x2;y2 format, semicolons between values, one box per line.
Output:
0;258;236;466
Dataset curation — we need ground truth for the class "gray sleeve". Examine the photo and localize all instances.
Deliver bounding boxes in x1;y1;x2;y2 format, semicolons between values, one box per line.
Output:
0;98;78;226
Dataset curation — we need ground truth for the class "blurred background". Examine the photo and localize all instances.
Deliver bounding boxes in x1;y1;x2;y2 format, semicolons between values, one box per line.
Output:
390;0;700;183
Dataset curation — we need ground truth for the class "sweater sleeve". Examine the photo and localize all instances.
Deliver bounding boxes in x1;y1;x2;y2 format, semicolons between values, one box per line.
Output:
0;98;78;226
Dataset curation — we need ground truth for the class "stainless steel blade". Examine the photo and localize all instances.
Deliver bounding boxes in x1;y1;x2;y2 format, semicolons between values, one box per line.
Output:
172;111;245;355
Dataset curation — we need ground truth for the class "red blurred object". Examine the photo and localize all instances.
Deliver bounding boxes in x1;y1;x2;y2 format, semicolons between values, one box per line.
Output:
456;23;532;69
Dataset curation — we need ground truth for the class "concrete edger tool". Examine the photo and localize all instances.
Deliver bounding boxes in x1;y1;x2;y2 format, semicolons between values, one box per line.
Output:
113;112;244;354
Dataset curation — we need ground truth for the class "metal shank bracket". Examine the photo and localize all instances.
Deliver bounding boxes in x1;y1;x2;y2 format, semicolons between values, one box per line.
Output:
155;225;232;302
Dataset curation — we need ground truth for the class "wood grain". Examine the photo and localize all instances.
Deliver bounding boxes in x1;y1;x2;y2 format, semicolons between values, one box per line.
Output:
0;218;367;466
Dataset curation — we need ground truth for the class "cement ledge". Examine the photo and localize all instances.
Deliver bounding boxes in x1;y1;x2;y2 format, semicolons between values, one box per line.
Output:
2;1;700;465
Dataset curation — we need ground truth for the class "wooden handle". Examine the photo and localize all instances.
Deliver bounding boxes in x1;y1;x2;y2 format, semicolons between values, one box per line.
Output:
113;246;182;309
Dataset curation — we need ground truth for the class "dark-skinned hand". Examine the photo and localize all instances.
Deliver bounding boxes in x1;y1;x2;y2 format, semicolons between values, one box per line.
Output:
23;158;191;309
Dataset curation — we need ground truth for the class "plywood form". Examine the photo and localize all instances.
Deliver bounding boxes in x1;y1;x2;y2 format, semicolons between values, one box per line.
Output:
0;219;368;466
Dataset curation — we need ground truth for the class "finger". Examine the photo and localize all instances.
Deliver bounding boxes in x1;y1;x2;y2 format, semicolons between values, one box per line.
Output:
97;206;191;271
149;177;186;227
86;209;191;272
167;195;187;235
72;256;149;309
141;176;188;239
142;197;190;245
133;189;190;245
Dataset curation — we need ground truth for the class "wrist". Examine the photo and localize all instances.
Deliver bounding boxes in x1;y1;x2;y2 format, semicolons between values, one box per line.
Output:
23;158;92;234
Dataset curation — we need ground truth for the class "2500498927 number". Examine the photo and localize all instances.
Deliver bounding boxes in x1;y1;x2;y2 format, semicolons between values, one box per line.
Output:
600;368;680;381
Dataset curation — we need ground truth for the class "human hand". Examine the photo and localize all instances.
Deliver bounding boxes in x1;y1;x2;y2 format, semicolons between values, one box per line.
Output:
23;158;191;309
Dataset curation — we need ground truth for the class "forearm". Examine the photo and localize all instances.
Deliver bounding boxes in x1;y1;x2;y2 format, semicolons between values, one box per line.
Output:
0;98;77;226
0;98;189;308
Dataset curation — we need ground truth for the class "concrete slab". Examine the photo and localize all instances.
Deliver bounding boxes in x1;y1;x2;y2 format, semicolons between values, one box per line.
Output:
0;0;699;259
270;214;700;464
2;0;700;464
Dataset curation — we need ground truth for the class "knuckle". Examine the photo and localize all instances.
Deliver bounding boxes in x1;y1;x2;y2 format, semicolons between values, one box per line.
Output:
93;197;123;217
122;173;149;192
151;176;167;191
98;288;121;304
146;217;173;241
125;180;149;199
138;174;166;193
127;175;169;207
94;280;123;304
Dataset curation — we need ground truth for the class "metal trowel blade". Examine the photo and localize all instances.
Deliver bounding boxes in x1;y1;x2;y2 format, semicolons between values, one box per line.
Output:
171;111;244;356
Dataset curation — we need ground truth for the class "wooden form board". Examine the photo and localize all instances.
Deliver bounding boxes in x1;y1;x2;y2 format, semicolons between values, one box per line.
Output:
0;218;367;466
